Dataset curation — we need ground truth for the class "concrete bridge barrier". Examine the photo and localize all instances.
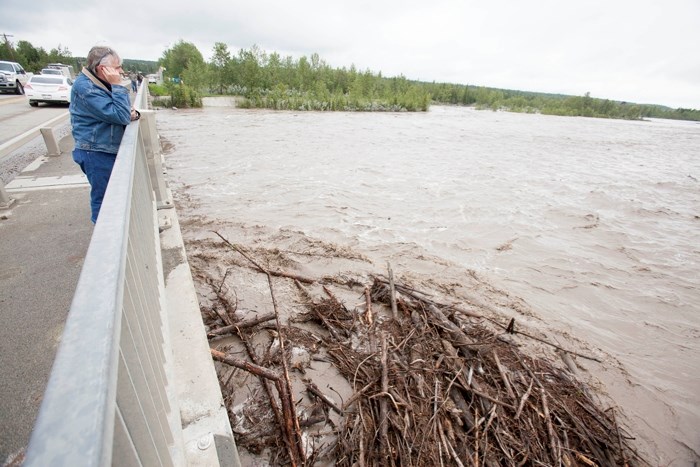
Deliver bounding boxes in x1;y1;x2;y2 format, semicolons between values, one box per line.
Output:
23;84;239;466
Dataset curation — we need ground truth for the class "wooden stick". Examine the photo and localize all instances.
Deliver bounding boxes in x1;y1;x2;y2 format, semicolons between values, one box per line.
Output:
465;384;515;411
612;408;629;467
268;269;316;284
387;263;399;320
211;349;301;466
322;285;345;307
265;272;306;464
275;380;302;466
449;387;475;431
216;267;231;294
215;231;306;464
379;333;390;457
238;332;289;452
514;378;534;420
428;305;478;359
342;380;375;410
207;312;276;337
306;381;342;414
359;429;366;467
213;230;315;283
210;349;281;381
493;350;516;401
374;276;483;319
440;418;465;467
558;349;579;374
514;328;602;362
541;388;559;463
376;276;602;361
575;452;597;466
311;303;344;342
441;339;501;413
364;285;373;326
299;413;326;427
212;305;234;326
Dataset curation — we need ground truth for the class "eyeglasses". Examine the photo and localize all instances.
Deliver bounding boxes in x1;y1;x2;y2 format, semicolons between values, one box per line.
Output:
96;48;122;69
96;48;112;65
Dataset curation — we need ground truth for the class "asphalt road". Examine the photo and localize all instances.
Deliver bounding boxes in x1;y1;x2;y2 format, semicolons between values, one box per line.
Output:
0;95;69;147
0;98;93;464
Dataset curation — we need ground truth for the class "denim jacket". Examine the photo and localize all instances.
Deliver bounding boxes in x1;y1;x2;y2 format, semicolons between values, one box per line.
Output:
70;68;131;154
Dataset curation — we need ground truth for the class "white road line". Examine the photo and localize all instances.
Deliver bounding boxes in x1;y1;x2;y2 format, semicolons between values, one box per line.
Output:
6;174;88;191
22;156;48;172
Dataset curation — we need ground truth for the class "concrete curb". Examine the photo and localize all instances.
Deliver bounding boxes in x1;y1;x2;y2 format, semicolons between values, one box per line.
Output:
158;206;241;467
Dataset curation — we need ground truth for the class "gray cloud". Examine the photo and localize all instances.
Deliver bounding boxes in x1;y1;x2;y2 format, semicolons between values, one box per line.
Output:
1;0;698;108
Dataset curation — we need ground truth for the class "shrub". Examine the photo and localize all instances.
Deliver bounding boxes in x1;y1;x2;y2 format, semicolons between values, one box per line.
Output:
168;83;202;108
148;83;168;96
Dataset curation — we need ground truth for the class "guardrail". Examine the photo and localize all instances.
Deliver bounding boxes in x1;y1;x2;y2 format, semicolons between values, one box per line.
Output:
0;111;69;208
23;84;187;466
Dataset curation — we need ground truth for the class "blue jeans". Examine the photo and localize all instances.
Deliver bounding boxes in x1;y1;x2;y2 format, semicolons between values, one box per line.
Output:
73;148;116;223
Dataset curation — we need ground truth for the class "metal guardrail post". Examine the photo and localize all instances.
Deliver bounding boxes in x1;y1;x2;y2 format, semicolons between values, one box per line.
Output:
39;127;61;156
0;184;16;208
134;84;173;210
139;110;173;210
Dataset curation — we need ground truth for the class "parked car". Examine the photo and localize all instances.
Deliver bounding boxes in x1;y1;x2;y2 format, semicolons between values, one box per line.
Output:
25;75;73;106
41;68;64;76
147;74;158;84
0;60;32;94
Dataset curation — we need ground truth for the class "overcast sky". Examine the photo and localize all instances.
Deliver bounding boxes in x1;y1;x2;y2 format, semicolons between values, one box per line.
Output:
2;0;698;109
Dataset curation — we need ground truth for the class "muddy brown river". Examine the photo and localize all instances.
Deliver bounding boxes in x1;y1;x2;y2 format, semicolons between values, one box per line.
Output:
156;103;699;464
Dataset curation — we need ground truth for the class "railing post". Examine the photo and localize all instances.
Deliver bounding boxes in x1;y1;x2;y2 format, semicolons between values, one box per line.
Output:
0;183;16;209
139;109;173;210
39;127;61;156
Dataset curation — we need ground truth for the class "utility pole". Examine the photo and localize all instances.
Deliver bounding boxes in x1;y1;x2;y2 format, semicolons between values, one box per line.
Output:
1;33;15;60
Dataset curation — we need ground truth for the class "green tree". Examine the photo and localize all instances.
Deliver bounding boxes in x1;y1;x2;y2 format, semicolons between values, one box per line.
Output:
159;40;205;107
47;44;71;64
16;41;44;71
210;42;232;93
159;40;204;82
238;46;262;90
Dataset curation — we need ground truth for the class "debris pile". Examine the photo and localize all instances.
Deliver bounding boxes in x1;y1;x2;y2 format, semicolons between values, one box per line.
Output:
188;231;640;466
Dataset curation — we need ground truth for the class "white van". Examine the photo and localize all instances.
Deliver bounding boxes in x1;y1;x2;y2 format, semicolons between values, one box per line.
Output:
41;68;64;76
46;63;75;79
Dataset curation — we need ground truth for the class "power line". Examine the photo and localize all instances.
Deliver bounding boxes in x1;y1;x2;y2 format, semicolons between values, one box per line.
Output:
1;33;15;60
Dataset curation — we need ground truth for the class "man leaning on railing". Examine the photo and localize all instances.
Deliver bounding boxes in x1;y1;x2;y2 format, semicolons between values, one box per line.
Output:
69;45;140;223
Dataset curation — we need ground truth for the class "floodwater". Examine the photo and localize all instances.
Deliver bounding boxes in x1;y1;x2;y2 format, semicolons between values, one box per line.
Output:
156;104;700;463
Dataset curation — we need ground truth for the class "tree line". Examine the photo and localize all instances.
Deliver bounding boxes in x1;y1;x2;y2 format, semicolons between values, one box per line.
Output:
0;40;75;72
157;40;699;121
424;84;700;121
0;40;158;75
3;37;697;121
158;41;430;111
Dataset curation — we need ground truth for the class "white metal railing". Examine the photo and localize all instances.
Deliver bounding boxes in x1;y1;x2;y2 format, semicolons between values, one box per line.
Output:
23;84;184;466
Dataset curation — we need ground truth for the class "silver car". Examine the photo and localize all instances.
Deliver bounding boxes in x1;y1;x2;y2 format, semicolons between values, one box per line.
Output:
25;75;73;106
